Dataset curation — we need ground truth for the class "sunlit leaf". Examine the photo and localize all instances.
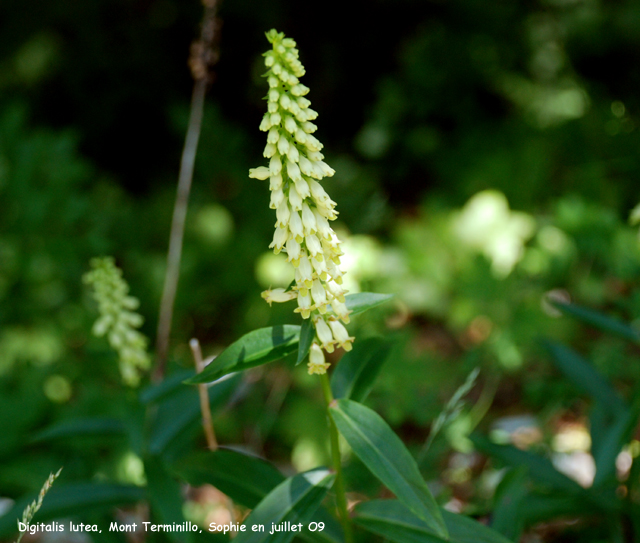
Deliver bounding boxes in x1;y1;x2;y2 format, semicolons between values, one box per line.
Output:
186;325;301;384
330;399;447;538
174;449;344;543
233;469;335;543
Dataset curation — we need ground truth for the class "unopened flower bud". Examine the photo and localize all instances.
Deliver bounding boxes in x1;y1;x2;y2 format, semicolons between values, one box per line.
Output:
268;89;279;102
269;155;282;175
270;173;283;191
284;116;297;134
291;84;309;96
287;145;299;163
277;136;290;155
264;143;277;158
301;122;317;134
267;128;279;144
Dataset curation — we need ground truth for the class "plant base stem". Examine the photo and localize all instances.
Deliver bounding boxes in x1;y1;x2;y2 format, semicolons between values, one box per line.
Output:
320;373;353;543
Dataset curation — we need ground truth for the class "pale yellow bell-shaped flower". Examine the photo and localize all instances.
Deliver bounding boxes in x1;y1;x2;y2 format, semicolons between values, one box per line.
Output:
249;29;354;374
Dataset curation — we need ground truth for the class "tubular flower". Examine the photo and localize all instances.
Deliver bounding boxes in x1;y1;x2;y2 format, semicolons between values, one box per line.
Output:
308;342;330;375
83;257;151;387
261;287;297;306
250;29;353;374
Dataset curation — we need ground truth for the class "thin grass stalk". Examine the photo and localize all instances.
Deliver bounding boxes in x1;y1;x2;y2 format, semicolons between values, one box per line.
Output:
154;0;219;380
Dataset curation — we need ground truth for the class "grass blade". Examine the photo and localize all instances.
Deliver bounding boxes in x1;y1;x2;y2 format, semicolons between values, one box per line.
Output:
550;301;640;344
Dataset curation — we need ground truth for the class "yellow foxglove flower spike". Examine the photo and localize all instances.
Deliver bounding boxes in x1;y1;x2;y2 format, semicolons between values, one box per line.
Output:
83;257;151;387
250;29;353;374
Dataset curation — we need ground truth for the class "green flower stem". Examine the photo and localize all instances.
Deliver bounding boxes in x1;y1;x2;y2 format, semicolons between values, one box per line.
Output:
320;372;353;543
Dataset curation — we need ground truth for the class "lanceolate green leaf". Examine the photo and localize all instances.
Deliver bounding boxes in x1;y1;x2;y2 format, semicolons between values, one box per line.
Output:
544;341;626;416
145;456;187;543
186;325;301;384
490;466;528;540
174;450;344;543
592;397;640;487
140;369;196;404
149;373;240;456
507;492;596;526
30;418;126;442
344;293;394;317
470;435;585;495
331;337;391;402
0;484;145;538
330;399;447;538
550;300;640;344
296;318;315;366
354;500;513;543
233;469;335;543
174;448;285;509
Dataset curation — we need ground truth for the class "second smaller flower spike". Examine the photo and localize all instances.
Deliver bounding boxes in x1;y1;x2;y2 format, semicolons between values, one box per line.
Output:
249;29;353;374
83;257;151;386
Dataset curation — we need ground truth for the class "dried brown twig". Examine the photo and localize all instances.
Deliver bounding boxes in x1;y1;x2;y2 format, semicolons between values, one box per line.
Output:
189;338;218;450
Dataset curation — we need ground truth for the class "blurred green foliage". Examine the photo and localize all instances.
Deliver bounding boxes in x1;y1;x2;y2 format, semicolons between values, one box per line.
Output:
2;0;640;541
